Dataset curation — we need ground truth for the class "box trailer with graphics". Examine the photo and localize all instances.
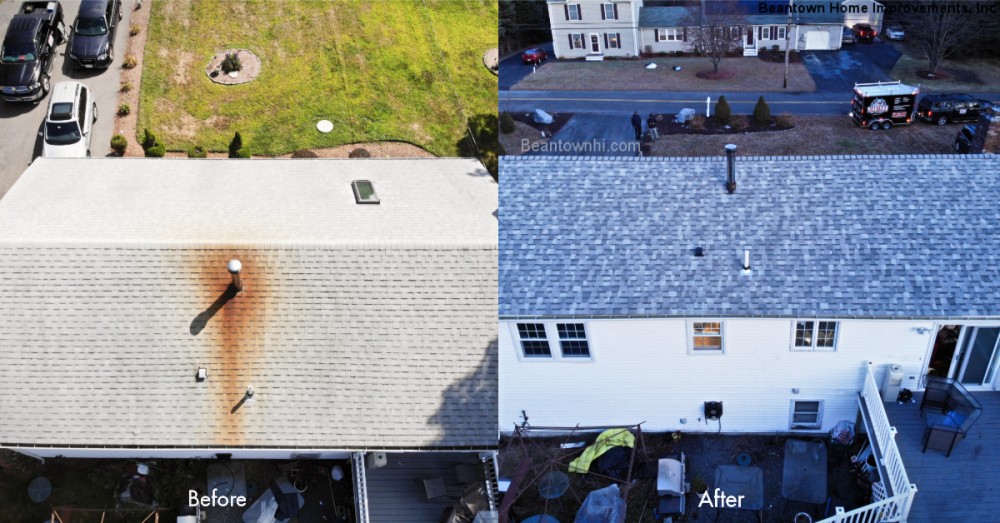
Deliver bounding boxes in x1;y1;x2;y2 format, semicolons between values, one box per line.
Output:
850;81;919;130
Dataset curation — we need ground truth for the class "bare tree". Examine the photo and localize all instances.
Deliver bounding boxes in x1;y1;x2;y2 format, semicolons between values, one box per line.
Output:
680;2;747;74
904;0;1000;74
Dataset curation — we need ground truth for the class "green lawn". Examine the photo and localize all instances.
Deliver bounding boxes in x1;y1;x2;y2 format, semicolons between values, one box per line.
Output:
138;0;497;157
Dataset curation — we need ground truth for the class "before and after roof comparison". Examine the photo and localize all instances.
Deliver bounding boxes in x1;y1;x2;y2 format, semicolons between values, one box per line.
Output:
0;1;997;522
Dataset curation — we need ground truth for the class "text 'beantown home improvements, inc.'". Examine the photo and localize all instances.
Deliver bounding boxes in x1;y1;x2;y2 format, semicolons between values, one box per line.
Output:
759;2;998;15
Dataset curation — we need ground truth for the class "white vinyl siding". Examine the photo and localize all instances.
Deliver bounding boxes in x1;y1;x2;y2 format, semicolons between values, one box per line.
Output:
500;318;933;433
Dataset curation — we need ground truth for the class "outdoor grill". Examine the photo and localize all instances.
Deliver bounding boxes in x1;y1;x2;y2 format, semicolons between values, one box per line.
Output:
655;453;686;521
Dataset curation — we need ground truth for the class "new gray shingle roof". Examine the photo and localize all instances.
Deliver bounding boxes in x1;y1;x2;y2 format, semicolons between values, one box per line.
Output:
0;158;498;450
499;155;1000;320
639;2;842;28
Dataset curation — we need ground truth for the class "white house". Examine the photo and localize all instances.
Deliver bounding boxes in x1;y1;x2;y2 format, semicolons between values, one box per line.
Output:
499;153;1000;434
547;0;883;59
0;158;499;522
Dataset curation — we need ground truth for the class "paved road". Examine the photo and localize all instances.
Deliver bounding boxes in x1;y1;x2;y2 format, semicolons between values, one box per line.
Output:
0;0;134;199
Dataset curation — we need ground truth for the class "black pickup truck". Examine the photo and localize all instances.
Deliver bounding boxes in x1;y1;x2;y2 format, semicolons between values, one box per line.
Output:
0;1;66;102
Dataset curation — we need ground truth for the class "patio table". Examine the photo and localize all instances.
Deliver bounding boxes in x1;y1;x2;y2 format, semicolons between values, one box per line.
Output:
781;439;827;504
714;465;763;510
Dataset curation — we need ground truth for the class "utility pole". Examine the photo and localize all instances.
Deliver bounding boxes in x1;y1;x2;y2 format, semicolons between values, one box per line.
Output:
783;0;793;88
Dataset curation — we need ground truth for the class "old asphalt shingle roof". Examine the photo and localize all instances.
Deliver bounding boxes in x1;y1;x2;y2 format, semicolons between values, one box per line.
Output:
499;155;1000;320
0;158;498;450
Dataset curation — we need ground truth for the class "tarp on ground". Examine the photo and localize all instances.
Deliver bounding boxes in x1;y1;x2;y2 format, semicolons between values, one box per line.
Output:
574;484;626;523
569;428;634;474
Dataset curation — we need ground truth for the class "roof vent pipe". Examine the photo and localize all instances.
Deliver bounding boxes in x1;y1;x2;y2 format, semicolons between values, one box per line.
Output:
725;144;738;194
742;249;752;274
227;260;244;292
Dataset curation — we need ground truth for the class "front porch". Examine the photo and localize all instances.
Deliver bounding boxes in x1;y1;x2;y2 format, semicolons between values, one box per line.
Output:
885;390;1000;523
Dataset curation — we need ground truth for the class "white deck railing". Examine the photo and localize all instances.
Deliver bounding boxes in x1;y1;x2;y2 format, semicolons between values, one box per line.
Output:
816;363;917;523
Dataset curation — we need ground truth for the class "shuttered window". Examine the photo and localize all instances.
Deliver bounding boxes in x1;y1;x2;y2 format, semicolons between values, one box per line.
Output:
566;3;581;20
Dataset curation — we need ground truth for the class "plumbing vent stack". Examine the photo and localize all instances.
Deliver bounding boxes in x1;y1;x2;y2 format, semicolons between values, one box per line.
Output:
228;259;243;292
725;144;738;194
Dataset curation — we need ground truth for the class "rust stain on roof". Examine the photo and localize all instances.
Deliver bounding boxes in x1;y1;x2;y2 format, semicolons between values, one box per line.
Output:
191;251;273;446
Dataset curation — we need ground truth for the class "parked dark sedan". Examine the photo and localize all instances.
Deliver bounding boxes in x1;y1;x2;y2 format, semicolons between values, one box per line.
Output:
69;0;121;69
917;93;992;125
521;48;547;65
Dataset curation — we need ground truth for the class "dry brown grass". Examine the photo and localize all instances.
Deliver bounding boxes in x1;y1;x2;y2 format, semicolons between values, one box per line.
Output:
650;116;960;156
511;56;816;92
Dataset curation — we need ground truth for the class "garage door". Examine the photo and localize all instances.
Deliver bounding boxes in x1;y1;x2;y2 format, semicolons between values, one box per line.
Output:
804;31;830;50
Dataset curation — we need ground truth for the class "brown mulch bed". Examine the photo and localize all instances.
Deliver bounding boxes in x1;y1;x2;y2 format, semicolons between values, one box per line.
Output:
648;115;960;157
696;69;736;80
758;49;803;63
657;113;794;135
161;141;434;159
117;1;152;157
205;49;262;85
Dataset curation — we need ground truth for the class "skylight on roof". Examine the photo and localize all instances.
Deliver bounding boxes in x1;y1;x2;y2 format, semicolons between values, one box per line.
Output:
351;180;380;204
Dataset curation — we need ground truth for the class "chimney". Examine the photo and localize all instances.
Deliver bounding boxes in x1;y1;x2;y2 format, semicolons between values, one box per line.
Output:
725;144;738;194
227;260;243;292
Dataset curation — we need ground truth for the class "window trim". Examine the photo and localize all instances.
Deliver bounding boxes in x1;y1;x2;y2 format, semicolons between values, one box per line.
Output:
567;3;581;21
510;321;595;362
790;400;824;429
777;26;786;40
687;320;725;354
516;322;552;358
606;32;621;49
570;33;585;49
557;322;591;358
791;320;839;351
602;3;616;20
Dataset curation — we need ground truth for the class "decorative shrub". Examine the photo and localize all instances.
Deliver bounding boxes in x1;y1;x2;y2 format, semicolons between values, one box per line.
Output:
110;134;128;155
129;25;140;36
753;96;771;124
689;115;706;130
776;113;795;129
187;145;207;158
232;147;251;159
228;132;243;157
122;54;137;69
141;128;157;150
120;81;132;92
221;52;242;74
499;112;515;134
348;148;371;158
117;103;130;116
144;143;166;157
291;149;319;158
731;115;749;132
714;96;731;124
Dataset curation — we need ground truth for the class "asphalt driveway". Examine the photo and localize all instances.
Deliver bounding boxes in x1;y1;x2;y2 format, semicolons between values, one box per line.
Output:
499;42;553;91
0;0;133;199
800;40;902;92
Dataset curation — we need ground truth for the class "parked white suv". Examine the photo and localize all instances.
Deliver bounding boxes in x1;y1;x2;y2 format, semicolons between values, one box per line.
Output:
41;81;96;157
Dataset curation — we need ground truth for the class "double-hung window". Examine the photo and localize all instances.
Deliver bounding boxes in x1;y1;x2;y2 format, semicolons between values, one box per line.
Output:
689;321;724;353
570;33;585;49
606;33;621;49
602;3;616;20
793;321;838;351
557;323;590;357
517;323;551;357
791;400;823;429
566;3;581;20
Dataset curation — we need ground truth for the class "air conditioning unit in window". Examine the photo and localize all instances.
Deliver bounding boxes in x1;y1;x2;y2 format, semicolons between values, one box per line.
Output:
880;364;904;402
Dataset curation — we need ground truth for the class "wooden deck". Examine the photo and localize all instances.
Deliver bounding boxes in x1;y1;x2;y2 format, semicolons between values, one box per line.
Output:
884;390;1000;523
365;452;486;522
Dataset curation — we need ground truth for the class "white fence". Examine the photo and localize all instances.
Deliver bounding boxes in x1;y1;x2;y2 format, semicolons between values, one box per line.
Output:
816;364;917;523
